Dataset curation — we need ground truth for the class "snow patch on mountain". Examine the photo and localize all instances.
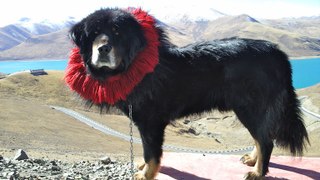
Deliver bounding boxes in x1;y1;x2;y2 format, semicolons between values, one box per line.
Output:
151;6;226;23
14;17;76;35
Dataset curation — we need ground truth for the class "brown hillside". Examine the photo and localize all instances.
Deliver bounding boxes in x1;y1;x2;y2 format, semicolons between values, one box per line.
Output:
166;15;320;57
0;71;75;107
263;17;320;39
200;15;320;57
0;29;72;60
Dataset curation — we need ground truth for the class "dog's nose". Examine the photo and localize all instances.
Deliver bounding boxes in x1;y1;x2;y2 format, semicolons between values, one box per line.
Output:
98;45;112;54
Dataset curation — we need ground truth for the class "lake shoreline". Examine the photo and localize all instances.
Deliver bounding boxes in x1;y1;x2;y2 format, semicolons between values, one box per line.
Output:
1;58;319;89
290;56;320;60
0;56;320;62
0;59;66;62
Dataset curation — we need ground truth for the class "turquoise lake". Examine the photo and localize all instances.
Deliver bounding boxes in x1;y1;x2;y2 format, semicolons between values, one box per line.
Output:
0;58;319;89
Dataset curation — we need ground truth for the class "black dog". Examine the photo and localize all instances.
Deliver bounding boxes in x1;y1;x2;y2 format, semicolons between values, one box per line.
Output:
66;8;309;180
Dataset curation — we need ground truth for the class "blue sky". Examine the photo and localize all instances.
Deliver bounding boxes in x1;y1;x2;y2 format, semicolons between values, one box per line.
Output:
1;0;319;26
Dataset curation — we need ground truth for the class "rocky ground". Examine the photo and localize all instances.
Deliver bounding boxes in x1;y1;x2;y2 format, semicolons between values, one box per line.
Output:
0;150;133;180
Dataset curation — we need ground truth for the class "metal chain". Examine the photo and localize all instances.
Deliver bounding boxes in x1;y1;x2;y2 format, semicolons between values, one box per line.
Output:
128;104;135;179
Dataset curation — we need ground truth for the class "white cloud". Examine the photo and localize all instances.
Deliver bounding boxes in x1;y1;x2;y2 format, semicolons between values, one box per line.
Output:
214;0;320;19
0;0;319;26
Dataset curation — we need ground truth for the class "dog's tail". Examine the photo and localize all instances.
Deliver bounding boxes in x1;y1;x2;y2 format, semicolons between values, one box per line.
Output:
274;88;309;156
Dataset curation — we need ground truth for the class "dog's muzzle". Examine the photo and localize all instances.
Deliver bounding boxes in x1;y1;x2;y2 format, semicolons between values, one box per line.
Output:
91;34;120;69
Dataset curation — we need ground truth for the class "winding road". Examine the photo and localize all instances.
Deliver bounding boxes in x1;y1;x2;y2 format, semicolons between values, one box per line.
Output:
299;96;320;119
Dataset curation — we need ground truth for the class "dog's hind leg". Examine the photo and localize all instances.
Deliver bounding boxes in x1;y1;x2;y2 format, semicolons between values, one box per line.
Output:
134;124;166;180
243;136;273;180
235;108;274;179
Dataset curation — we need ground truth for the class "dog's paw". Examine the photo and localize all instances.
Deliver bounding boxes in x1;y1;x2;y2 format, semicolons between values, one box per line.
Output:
240;154;256;167
243;171;264;180
134;171;147;180
136;161;146;171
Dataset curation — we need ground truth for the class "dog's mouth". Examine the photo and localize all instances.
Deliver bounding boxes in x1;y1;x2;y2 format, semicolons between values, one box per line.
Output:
91;56;121;70
91;62;120;72
85;59;124;81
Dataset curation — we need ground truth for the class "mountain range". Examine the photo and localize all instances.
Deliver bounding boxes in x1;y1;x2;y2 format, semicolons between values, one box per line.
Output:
0;17;75;52
0;11;319;60
167;14;320;57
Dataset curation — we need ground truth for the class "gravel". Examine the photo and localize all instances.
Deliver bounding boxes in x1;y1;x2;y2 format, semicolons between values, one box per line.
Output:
0;150;134;180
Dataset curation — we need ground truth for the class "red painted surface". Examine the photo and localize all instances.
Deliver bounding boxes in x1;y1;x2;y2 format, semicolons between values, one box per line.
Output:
156;153;320;180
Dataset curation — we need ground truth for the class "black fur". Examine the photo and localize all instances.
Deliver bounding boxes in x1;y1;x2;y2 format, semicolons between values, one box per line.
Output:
70;8;309;177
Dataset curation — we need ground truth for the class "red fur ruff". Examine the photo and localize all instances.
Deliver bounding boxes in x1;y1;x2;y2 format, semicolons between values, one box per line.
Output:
64;9;159;105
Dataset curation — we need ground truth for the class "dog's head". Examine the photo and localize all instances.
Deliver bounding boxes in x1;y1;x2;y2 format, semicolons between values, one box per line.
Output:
69;8;146;80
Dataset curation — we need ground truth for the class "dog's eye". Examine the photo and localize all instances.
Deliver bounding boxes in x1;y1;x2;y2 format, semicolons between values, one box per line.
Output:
101;39;107;44
112;27;119;36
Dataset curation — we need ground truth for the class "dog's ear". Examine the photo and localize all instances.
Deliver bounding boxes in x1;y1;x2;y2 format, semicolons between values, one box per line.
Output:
69;21;85;47
112;14;147;61
128;30;146;60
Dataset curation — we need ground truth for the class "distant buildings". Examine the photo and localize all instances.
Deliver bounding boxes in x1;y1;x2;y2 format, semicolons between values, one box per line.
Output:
30;69;47;76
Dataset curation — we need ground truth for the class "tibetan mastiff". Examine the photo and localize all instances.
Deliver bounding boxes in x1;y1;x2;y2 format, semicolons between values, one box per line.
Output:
65;8;309;180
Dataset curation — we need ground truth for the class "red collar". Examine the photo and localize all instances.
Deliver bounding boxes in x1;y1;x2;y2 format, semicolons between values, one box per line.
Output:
64;8;159;105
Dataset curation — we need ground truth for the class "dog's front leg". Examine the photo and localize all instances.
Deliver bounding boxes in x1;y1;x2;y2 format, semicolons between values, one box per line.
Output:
134;124;166;180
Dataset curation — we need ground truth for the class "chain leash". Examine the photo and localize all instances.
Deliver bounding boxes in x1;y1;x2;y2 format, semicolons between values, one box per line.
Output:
128;104;135;179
